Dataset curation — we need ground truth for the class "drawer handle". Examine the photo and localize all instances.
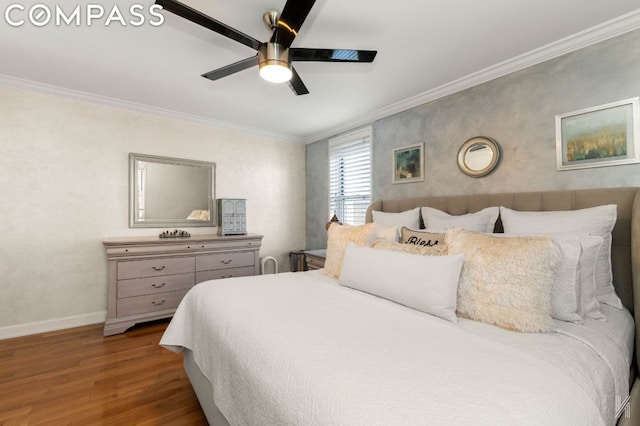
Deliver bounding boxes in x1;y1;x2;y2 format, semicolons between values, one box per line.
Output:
221;259;232;264
152;282;166;289
151;299;166;306
152;266;166;271
221;274;233;279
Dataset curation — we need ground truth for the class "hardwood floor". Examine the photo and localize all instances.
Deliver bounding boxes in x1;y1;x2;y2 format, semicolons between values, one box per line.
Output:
0;320;207;425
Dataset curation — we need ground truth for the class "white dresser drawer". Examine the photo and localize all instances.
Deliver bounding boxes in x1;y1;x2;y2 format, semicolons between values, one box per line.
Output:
103;234;263;336
117;257;195;280
117;289;189;317
196;251;254;272
117;273;195;298
196;266;256;283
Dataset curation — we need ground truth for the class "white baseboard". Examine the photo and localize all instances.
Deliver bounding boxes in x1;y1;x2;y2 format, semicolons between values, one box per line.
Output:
0;311;107;340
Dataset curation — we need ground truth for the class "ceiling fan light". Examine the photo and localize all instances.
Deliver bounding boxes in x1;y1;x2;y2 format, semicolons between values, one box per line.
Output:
259;63;292;83
258;42;292;83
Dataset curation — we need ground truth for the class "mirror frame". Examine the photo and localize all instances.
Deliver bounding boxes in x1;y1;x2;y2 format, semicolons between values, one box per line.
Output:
129;153;216;228
457;136;501;178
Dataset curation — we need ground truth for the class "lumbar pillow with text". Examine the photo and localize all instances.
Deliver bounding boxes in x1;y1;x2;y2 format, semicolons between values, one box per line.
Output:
372;239;447;256
400;227;445;248
323;223;376;279
446;228;559;333
421;206;499;233
499;205;621;309
339;243;464;322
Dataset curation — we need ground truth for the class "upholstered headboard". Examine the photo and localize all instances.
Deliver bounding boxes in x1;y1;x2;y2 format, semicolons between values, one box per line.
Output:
366;187;640;369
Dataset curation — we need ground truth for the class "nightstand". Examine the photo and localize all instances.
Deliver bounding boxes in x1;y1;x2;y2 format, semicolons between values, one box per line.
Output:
290;249;326;271
303;249;326;270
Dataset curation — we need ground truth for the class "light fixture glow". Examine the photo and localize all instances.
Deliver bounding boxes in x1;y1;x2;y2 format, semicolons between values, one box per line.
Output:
258;42;292;84
259;64;292;83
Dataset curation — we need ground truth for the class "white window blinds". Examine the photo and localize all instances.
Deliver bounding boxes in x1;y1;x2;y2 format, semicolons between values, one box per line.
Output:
329;127;372;225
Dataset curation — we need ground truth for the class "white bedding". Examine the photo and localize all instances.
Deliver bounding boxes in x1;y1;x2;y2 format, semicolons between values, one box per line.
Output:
161;270;632;426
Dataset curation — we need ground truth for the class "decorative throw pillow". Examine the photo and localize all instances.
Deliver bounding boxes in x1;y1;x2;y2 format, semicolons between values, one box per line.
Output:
323;223;376;279
372;222;401;242
400;227;445;248
446;228;559;333
372;208;420;229
499;205;621;309
340;243;464;322
421;206;499;233
372;239;447;256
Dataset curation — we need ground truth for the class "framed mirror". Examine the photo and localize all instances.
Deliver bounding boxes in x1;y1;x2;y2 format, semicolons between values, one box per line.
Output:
457;136;501;177
129;153;216;228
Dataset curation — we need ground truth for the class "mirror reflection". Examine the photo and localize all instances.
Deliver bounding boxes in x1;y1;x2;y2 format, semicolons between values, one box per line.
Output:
129;153;216;228
464;144;494;170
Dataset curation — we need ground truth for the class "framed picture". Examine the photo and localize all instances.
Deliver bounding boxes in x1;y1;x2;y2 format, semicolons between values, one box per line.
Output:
556;97;640;170
393;143;424;184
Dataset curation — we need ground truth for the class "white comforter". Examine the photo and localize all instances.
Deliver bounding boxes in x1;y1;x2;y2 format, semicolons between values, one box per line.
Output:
160;271;631;426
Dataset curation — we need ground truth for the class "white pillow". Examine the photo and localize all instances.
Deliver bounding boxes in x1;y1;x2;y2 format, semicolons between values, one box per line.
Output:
499;205;621;309
339;243;464;322
577;235;606;320
372;208;420;229
547;235;582;322
421;206;499;233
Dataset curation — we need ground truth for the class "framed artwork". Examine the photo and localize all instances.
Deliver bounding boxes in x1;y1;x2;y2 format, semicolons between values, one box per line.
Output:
393;143;424;184
556;97;640;170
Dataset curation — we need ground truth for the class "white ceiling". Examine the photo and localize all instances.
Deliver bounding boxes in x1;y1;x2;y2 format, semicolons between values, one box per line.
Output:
2;1;640;142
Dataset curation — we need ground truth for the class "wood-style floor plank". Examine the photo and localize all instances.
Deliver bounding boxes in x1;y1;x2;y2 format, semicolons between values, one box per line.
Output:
0;320;207;425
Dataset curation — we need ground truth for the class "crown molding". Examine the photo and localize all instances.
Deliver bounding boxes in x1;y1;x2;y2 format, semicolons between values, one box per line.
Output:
0;75;303;143
303;9;640;144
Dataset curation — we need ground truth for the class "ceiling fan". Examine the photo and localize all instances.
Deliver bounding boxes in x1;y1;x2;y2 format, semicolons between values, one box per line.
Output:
156;0;377;95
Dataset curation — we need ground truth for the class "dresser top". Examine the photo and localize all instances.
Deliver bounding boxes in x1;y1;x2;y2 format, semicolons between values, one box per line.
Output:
103;233;263;247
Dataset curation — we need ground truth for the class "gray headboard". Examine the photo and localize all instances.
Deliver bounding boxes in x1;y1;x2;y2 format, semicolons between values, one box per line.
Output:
366;187;640;370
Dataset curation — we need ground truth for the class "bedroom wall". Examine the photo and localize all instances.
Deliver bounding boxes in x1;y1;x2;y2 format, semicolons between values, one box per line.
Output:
0;85;305;338
306;29;640;249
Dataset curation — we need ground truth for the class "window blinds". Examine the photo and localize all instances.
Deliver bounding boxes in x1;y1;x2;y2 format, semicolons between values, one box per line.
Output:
329;128;372;225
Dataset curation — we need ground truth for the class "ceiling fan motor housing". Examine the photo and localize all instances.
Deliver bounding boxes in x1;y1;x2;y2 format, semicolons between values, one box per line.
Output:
258;42;289;69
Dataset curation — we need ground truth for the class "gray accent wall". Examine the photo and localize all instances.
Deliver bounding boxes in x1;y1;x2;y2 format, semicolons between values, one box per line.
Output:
306;29;640;249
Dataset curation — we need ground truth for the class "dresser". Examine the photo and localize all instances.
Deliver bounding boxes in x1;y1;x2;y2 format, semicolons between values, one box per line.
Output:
103;234;262;336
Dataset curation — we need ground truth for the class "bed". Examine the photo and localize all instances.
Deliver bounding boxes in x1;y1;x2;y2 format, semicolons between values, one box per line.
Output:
160;187;640;425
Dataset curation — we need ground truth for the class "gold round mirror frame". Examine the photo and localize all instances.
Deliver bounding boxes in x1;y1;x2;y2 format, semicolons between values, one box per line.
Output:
457;136;501;178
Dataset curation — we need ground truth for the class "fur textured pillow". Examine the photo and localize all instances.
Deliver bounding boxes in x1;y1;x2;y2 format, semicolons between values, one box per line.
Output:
446;228;560;333
372;239;447;256
323;223;376;278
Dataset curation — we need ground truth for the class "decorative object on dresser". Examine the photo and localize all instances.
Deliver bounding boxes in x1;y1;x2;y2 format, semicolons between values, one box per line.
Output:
217;198;247;235
457;136;501;177
103;233;262;336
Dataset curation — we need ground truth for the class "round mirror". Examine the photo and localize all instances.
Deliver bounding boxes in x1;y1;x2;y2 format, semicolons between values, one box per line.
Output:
457;136;500;177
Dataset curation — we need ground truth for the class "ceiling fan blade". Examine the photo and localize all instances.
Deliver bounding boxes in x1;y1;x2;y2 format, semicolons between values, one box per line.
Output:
288;66;310;96
270;0;316;48
156;0;261;51
290;48;377;63
201;55;259;81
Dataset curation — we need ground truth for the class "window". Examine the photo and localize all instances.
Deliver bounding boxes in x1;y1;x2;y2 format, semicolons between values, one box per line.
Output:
329;127;372;225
